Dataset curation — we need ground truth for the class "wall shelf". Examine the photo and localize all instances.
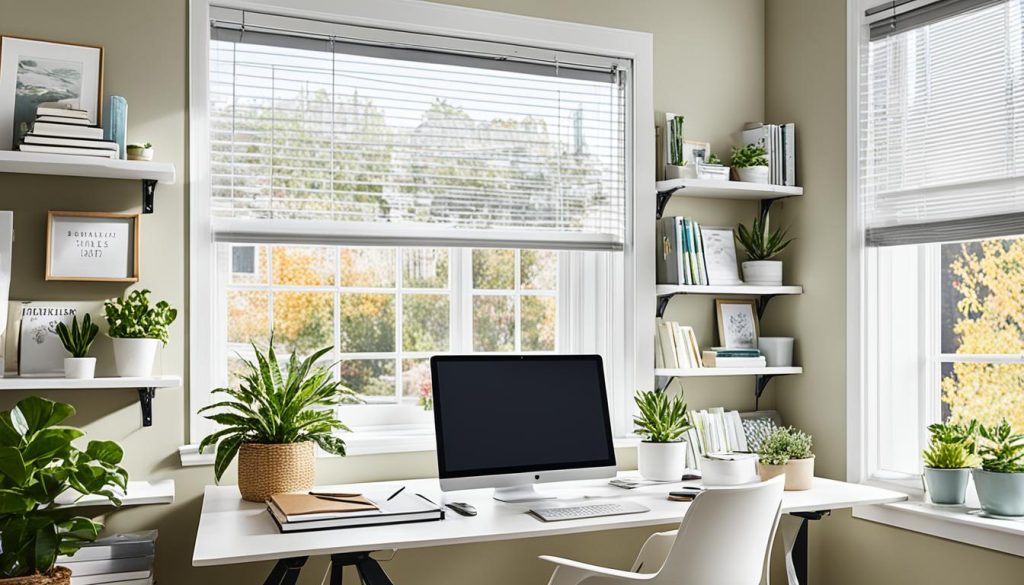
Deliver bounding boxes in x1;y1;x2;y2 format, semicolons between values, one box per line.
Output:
55;479;175;508
0;151;176;213
654;367;802;409
656;284;803;318
655;178;803;219
0;375;181;427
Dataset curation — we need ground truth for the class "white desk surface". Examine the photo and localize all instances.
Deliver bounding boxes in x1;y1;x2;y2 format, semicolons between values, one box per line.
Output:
193;474;905;567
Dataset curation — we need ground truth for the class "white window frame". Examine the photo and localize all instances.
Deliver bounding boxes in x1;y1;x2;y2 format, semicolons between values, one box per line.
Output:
187;0;655;455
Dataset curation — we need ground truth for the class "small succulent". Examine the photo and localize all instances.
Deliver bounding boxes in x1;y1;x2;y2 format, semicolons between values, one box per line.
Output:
55;313;99;358
758;426;813;466
735;212;794;261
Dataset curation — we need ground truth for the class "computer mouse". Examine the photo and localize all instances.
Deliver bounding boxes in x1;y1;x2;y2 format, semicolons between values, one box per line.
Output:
446;502;477;517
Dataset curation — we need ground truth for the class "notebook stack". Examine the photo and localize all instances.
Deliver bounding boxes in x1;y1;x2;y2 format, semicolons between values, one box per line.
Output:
58;531;157;585
267;490;445;533
18;105;118;158
702;348;766;368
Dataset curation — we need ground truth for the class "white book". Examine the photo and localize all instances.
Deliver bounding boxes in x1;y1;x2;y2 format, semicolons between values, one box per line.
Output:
36;115;92;125
657;322;679;369
61;556;153;576
30;121;104;139
671;323;692;368
727;411;748;451
58;532;157;563
784;123;796;186
654;330;664;369
19;144;117;158
71;570;151;585
37;105;89;118
712;357;767;368
25;134;119;150
683;326;703;368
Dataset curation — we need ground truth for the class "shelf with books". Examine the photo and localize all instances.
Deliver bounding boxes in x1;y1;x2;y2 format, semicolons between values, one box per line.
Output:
655;178;803;219
654;367;802;409
0;375;181;428
655;284;803;318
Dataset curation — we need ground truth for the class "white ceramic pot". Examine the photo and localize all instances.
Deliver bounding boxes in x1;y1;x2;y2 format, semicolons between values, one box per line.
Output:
665;164;693;180
700;454;759;486
742;260;783;286
127;147;154;161
757;337;794;367
736;166;769;184
63;357;96;379
111;337;160;377
637;440;688;482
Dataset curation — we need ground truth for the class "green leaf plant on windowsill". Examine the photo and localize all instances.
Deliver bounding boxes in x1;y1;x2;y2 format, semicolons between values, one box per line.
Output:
974;419;1024;516
921;420;980;505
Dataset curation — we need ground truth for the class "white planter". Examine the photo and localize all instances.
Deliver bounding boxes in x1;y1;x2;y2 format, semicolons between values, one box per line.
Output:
111;337;160;377
665;164;694;180
757;337;794;367
742;260;783;286
736;166;769;183
127;147;154;161
700;453;759;486
64;357;96;379
637;440;688;482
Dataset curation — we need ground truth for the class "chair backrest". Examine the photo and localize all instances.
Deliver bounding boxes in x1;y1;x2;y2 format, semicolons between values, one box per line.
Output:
652;476;785;585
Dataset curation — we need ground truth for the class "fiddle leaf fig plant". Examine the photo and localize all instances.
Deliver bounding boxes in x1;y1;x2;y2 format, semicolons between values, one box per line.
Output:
55;313;99;358
633;390;693;443
104;289;177;344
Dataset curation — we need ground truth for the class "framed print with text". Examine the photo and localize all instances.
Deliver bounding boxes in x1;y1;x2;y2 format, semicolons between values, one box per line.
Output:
46;211;138;282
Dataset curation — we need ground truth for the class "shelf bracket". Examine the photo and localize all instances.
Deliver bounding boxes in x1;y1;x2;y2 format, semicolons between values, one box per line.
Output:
656;375;675;392
756;294;777;319
656;186;684;219
759;198;777;220
142;179;157;214
138;387;156;427
754;375;776;410
656;295;673;318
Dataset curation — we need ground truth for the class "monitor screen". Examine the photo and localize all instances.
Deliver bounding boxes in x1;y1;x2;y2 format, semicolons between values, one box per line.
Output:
431;355;616;478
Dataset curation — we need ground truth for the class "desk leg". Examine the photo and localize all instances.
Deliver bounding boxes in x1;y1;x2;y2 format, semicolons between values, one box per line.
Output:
263;557;307;585
330;552;395;585
781;511;829;585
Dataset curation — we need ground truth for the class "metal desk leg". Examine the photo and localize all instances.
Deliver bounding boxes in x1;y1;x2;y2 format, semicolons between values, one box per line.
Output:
330;552;395;585
781;511;829;585
263;557;307;585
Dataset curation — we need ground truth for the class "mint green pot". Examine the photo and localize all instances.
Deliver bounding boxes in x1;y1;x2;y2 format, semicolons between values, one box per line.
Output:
923;467;970;505
972;469;1024;517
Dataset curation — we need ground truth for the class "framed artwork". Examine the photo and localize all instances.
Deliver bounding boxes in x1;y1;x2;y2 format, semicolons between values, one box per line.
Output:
46;211;139;282
701;226;742;285
683;140;712;166
715;298;759;349
0;36;104;149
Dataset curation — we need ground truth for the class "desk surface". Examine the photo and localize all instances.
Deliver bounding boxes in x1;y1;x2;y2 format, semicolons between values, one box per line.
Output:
192;474;905;567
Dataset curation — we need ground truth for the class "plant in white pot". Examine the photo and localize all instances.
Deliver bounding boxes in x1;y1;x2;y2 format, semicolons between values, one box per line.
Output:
921;420;979;505
633;390;693;482
199;339;359;502
55;313;99;379
735;212;793;286
730;141;769;183
973;420;1024;517
756;426;814;490
104;290;177;377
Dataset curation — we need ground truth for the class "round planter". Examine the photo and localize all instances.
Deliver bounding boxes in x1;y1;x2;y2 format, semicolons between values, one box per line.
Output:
972;468;1024;517
736;166;769;184
637;440;688;482
923;467;970;505
700;454;758;486
238;441;316;502
742;260;783;286
127;147;154;161
0;567;71;585
757;457;814;491
111;337;159;377
63;357;96;379
757;337;794;367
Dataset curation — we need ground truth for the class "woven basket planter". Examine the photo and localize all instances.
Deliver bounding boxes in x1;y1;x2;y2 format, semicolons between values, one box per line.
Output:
0;567;71;585
238;441;316;502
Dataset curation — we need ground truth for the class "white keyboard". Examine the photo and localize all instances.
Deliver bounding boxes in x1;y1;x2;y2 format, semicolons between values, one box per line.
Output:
529;500;650;522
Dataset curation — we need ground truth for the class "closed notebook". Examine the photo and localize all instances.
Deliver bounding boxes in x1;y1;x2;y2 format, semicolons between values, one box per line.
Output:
269;493;378;520
267;491;444;533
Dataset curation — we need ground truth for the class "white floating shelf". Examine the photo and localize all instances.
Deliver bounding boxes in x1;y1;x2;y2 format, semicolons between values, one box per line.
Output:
656;284;803;297
654;367;803;377
56;479;175;509
656;177;803;200
0;375;181;390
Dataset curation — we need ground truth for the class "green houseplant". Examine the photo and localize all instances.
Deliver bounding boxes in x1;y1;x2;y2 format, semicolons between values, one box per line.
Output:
199;339;358;502
730;141;769;183
125;142;153;161
633;390;693;481
104;290;177;378
921;420;979;505
973;420;1024;516
756;426;814;490
55;314;99;380
0;397;128;585
735;212;793;286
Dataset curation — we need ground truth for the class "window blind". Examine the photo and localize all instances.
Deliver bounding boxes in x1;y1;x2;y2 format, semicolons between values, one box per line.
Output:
207;8;629;251
859;0;1024;246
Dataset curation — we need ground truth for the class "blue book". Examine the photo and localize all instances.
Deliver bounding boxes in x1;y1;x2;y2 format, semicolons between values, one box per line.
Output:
103;96;128;159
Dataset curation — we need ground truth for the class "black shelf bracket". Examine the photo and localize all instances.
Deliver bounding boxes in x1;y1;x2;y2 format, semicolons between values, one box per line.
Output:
756;294;777;319
754;375;777;410
138;387;156;427
656;295;672;318
142;179;158;214
656;186;685;219
656;375;675;392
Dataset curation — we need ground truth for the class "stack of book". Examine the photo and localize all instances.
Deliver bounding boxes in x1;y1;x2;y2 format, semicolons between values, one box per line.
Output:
684;407;748;467
702;348;766;368
18;105;118;158
741;122;796;186
656;216;709;285
59;531;156;585
655;320;703;369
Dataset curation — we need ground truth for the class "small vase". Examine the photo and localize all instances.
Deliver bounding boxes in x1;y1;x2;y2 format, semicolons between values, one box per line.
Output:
238;441;317;502
637;440;688;482
923;467;970;505
757;337;794;367
742;260;783;286
972;468;1024;516
736;166;769;184
111;337;160;377
64;357;96;379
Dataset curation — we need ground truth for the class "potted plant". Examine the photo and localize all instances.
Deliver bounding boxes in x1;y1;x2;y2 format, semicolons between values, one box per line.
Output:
735;212;793;286
55;313;99;380
973;420;1024;517
921;420;979;505
0;397;128;585
199;339;359;502
756;426;814;490
104;289;177;377
126;142;153;161
730;141;769;183
633;390;693;482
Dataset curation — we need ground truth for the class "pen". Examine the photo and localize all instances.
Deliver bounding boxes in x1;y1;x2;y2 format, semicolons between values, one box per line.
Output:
387;486;406;501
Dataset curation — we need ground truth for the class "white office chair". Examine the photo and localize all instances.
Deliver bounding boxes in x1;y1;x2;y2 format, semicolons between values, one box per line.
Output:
540;476;785;585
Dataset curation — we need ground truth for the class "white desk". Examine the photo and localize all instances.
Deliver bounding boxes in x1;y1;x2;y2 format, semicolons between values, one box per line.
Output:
193;474;905;585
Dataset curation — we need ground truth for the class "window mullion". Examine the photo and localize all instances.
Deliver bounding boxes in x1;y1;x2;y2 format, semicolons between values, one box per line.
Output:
514;249;522;352
395;248;404;402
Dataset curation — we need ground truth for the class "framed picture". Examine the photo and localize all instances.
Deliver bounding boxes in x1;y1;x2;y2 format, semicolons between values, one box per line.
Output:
0;36;104;149
715;298;759;349
701;226;742;285
683;140;712;166
46;211;139;282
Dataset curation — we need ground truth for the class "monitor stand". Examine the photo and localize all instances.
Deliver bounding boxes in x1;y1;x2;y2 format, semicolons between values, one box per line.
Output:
492;485;558;503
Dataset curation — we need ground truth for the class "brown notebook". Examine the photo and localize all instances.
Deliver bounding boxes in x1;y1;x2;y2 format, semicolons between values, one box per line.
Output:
269;493;378;517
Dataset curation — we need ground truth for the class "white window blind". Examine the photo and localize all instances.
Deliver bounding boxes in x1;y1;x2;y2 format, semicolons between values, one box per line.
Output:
207;8;629;251
860;0;1024;246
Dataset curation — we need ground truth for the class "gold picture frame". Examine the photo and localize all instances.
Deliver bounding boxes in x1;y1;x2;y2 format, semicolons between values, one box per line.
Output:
715;298;760;349
46;211;139;282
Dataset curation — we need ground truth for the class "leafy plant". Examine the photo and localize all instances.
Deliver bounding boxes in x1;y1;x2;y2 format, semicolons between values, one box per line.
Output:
923;420;980;468
668;115;685;166
705;153;721;165
633;390;693;443
758;426;813;465
927;420;979;449
104;289;177;344
198;339;360;482
735;212;794;261
0;397;128;579
730;141;768;168
978;420;1024;473
55;314;99;358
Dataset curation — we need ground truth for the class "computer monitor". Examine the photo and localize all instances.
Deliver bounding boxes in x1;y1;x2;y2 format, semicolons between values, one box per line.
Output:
431;355;617;502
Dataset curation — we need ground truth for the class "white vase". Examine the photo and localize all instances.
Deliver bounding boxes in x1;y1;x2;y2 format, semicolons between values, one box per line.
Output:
64;357;96;379
637;440;688;482
742;260;783;285
757;337;794;367
111;337;160;377
736;166;769;183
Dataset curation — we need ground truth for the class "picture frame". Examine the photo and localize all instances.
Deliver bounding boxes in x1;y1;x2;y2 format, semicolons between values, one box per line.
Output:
0;36;104;150
715;298;760;349
700;226;743;285
683;140;712;167
46;211;139;282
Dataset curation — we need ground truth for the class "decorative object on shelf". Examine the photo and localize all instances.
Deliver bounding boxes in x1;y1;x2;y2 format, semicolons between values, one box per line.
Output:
663;113;687;179
104;289;177;377
715;298;759;349
740;411;782;453
103;95;127;159
730;140;769;184
921;420;979;506
696;152;729;181
18;302;77;376
756;426;814;490
0;396;128;585
735;212;793;286
700;453;758;486
757;337;794;367
46;211;139;282
0;210;11;378
198;338;359;502
700;226;742;285
740;122;796;186
633;389;693;481
126;142;152;161
0;36;104;150
56;313;98;379
973;419;1024;516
